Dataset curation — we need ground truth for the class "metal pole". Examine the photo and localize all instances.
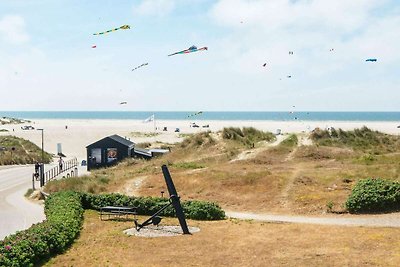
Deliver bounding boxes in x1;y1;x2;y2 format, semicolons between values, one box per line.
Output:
41;130;44;164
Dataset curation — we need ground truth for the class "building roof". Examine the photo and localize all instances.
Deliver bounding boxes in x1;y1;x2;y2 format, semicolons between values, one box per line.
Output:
108;134;135;147
133;147;152;157
86;134;135;148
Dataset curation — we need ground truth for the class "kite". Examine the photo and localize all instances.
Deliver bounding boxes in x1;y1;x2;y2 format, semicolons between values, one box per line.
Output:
263;63;267;67
93;25;130;36
92;45;97;48
365;58;377;62
187;111;203;118
289;51;294;55
132;63;149;71
287;75;292;78
168;45;208;57
329;48;334;52
119;101;127;105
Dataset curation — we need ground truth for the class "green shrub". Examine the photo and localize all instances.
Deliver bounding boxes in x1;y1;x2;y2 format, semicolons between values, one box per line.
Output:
0;191;83;266
346;178;400;213
81;192;225;220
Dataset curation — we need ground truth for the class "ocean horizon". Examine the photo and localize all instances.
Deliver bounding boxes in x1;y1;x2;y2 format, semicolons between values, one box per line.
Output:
1;111;400;122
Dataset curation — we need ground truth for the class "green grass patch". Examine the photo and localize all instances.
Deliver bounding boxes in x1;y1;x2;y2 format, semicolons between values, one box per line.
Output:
24;188;34;197
222;127;276;148
170;161;205;169
279;134;298;147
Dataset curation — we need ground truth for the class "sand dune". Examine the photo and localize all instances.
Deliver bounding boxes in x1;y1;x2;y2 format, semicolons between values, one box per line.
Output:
0;119;399;161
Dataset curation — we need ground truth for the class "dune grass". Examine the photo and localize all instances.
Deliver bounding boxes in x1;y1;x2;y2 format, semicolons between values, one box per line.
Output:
310;126;400;154
45;129;400;215
0;135;52;165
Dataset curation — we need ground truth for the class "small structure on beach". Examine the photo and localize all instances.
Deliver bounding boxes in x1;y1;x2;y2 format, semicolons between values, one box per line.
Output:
86;135;134;171
86;134;169;170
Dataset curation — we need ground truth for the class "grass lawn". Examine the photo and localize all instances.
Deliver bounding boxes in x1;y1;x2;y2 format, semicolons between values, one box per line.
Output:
44;210;400;267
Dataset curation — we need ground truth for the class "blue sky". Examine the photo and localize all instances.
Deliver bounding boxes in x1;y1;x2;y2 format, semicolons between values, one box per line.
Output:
0;0;399;111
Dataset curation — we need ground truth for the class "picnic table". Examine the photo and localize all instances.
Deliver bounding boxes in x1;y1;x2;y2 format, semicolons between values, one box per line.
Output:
100;206;137;221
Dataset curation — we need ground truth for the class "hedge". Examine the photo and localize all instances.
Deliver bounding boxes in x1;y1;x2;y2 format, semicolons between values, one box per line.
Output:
0;191;225;266
0;191;83;267
346;178;400;213
81;192;226;220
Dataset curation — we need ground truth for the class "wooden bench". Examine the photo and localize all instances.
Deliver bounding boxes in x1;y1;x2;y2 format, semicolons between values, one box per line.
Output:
100;206;137;221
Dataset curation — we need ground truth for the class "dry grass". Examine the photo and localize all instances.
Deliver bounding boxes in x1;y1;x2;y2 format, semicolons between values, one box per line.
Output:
44;210;400;267
46;132;400;215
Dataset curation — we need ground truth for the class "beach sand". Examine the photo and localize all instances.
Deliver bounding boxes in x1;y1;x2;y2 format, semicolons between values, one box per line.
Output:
0;119;399;161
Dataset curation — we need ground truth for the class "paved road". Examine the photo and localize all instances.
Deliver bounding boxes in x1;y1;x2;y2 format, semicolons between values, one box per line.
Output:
0;165;45;240
226;211;400;228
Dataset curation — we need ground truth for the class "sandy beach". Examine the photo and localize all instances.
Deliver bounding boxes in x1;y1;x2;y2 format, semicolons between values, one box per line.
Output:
1;119;399;161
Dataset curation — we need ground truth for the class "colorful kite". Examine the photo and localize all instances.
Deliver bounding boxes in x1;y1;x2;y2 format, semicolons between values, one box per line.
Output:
93;25;130;36
365;58;377;62
168;45;208;57
187;111;203;118
132;63;148;71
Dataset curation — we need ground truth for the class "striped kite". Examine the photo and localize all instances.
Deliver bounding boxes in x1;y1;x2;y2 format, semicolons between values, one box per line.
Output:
168;45;208;57
93;25;130;36
132;63;148;71
187;111;203;118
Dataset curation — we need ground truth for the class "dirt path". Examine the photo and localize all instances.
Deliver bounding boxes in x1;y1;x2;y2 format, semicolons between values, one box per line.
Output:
120;175;148;196
225;211;400;228
230;135;286;162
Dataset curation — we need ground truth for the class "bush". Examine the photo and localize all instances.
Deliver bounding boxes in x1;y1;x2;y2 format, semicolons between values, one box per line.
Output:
81;192;225;220
346;178;400;213
0;191;83;266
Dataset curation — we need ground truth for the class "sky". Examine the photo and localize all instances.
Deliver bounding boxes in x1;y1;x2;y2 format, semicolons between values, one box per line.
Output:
0;0;399;111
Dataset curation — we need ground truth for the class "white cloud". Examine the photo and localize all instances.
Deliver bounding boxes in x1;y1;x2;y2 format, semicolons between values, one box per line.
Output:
0;15;29;44
210;0;385;33
133;0;176;17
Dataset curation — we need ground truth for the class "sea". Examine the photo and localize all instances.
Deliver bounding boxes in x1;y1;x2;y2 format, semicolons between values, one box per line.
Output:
0;111;400;122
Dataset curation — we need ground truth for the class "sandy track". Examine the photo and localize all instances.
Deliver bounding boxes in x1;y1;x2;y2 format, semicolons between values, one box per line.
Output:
226;211;400;228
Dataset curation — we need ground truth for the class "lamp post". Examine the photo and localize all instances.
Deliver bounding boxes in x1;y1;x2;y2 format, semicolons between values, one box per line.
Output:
37;128;44;164
37;128;44;187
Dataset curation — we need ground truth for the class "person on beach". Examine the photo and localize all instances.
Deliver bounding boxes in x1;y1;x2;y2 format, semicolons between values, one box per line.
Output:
58;157;64;171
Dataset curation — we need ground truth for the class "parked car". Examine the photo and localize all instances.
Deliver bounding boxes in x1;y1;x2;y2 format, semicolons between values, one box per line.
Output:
21;125;35;130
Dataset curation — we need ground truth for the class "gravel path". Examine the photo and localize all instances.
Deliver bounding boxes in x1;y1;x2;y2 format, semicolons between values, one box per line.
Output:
226;211;400;228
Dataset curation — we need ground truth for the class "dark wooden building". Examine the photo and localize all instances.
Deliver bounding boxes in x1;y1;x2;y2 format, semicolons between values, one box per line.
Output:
86;135;134;171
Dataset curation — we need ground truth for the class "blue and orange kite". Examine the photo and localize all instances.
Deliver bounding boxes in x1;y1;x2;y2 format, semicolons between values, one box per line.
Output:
168;45;208;57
